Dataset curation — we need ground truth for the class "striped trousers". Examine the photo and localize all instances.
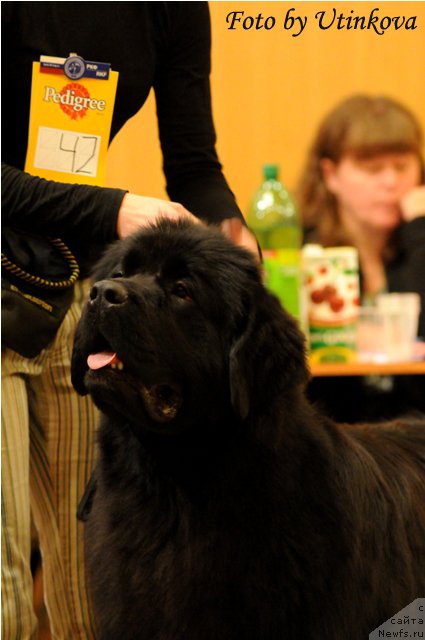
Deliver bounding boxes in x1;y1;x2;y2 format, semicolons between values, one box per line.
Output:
1;281;98;639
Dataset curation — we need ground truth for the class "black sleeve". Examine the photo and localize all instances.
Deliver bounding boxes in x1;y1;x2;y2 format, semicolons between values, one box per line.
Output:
388;216;425;338
1;163;126;245
153;3;243;225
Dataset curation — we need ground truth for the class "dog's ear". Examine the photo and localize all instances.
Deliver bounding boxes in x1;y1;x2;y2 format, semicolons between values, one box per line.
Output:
229;288;308;420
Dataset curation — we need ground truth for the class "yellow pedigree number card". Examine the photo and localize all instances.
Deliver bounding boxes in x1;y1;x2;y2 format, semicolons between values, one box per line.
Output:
25;54;119;186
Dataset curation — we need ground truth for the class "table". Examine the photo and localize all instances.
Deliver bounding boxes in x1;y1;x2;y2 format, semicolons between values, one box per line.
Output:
309;359;425;378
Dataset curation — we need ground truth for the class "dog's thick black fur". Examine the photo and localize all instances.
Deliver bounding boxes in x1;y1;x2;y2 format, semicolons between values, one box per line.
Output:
72;220;425;640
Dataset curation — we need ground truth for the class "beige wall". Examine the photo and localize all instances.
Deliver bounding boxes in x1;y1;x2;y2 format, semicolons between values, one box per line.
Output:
106;1;425;216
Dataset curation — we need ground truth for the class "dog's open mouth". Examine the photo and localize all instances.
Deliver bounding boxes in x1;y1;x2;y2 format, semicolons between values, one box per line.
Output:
87;351;123;371
87;351;182;423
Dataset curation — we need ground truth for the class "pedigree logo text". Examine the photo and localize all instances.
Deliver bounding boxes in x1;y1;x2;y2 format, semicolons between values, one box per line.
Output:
43;82;106;120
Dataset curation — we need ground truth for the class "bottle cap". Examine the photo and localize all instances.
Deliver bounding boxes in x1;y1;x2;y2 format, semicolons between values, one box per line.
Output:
262;164;279;180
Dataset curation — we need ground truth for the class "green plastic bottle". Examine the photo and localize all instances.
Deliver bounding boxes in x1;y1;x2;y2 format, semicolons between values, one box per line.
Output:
247;164;302;322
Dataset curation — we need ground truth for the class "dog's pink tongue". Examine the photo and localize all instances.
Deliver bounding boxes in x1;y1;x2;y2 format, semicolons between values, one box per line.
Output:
87;352;118;370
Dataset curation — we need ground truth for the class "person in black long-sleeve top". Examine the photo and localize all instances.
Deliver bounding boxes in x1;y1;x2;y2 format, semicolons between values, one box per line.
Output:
296;94;425;423
1;4;256;638
2;3;256;270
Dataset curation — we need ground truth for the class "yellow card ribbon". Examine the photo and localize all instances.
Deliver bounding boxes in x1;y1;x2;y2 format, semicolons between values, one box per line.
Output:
25;55;119;187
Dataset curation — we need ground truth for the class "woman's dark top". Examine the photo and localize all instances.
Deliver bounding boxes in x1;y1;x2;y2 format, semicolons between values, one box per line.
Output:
2;2;242;271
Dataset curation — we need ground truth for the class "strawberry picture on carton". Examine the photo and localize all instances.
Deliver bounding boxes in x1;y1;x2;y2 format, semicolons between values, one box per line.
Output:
303;245;360;363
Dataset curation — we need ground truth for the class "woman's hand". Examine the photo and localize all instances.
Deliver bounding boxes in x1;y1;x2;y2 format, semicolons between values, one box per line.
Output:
400;185;425;222
117;193;199;238
220;217;261;263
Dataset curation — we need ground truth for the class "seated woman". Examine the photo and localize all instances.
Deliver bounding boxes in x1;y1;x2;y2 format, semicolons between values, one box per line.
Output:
296;94;425;422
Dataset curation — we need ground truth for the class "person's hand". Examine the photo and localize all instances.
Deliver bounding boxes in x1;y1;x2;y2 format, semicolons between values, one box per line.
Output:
220;218;261;263
400;186;425;222
117;193;199;238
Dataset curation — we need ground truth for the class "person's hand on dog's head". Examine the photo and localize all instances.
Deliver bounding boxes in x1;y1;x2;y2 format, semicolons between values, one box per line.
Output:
117;193;199;238
118;195;261;263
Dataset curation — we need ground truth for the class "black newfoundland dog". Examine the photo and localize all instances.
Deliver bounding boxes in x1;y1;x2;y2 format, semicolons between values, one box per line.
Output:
72;220;425;640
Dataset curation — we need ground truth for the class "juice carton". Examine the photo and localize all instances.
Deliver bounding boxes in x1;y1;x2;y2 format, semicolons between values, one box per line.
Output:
302;245;360;363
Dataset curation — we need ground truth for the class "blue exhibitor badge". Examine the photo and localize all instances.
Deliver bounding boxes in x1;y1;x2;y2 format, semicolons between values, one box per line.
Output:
64;55;86;80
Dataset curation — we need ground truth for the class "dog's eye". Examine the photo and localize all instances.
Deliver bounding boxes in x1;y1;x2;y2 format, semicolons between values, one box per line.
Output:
111;270;124;279
171;282;192;301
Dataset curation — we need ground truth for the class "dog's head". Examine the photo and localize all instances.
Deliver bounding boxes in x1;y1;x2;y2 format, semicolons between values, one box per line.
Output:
71;219;308;433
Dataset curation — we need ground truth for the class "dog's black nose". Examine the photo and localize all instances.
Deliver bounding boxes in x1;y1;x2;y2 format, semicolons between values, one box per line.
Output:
90;280;128;306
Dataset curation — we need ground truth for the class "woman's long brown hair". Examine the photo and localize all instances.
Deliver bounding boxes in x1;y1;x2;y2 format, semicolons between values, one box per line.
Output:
296;95;424;248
